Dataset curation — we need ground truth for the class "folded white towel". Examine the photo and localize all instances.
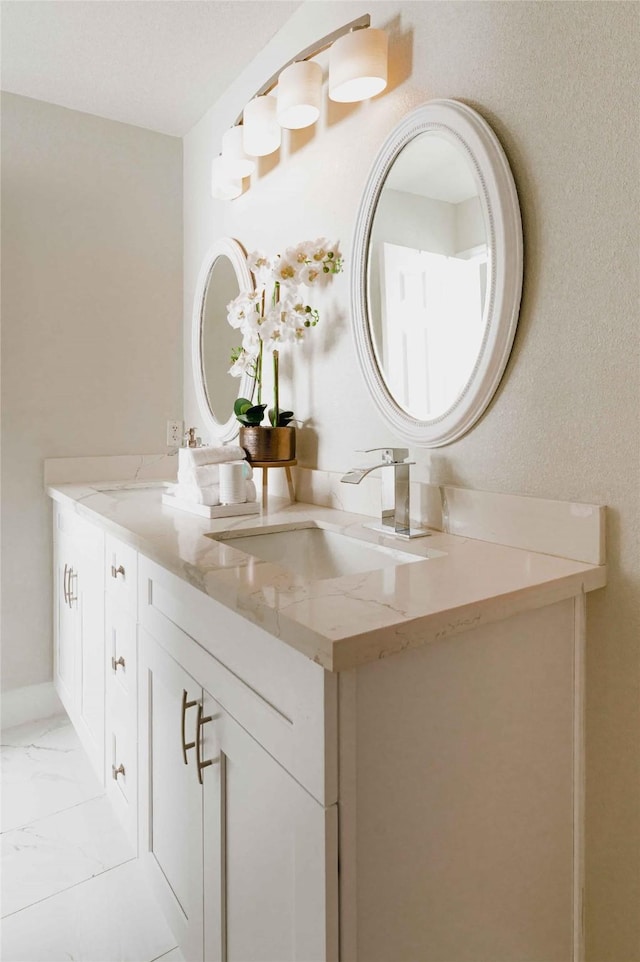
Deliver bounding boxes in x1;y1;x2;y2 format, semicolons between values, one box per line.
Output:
177;461;253;487
167;482;220;506
178;463;219;486
178;445;245;470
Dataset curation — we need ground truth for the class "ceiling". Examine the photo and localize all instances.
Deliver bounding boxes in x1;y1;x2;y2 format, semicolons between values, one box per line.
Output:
0;0;301;136
386;134;479;204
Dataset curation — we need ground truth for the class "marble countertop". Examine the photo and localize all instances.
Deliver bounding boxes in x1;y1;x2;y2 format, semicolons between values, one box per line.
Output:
47;482;607;671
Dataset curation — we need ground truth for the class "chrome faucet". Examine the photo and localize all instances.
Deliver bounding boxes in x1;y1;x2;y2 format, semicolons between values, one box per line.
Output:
341;447;421;538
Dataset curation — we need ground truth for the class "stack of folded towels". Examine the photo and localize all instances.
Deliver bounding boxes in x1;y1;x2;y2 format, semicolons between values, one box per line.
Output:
167;444;257;506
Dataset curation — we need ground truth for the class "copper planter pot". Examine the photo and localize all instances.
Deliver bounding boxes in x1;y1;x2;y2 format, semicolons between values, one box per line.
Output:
239;426;296;463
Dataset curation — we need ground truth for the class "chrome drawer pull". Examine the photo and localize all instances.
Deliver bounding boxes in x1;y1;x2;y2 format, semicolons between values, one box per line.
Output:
111;655;126;672
112;763;125;780
111;564;125;579
181;689;197;764
63;563;70;605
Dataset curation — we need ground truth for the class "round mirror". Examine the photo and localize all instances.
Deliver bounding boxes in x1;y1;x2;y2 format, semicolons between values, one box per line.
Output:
352;100;523;446
192;237;254;442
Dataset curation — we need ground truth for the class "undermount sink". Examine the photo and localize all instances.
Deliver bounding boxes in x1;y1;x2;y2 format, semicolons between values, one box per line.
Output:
209;525;425;581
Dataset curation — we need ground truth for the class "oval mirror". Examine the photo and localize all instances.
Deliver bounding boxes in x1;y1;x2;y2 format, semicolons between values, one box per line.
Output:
192;237;254;442
352;100;523;446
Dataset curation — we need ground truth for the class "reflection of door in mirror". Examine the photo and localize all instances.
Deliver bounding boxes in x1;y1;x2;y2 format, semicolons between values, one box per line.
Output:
379;244;487;419
368;131;489;421
201;256;242;423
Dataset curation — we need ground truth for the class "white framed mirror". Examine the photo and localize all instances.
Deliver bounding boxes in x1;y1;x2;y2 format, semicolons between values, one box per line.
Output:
352;99;523;446
192;237;254;442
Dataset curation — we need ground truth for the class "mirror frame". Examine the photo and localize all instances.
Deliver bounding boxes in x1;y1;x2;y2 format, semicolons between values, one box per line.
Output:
192;237;254;443
351;99;523;446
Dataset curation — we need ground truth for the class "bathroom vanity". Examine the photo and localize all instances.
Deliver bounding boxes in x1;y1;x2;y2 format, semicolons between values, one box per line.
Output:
43;89;598;962
48;478;605;962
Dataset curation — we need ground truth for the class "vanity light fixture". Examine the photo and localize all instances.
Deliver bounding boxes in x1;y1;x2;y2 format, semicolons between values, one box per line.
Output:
211;14;388;200
242;94;281;157
221;126;255;178
211;156;243;200
277;60;323;129
328;26;388;103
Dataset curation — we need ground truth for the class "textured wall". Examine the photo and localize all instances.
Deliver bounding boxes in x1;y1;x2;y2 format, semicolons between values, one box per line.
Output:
1;93;183;692
183;2;639;956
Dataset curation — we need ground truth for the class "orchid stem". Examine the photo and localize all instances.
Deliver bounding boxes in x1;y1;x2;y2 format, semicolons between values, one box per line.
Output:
273;350;279;427
257;340;263;407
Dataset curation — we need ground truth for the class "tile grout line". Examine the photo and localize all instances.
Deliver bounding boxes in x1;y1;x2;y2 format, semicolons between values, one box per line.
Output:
149;949;181;962
0;787;107;836
1;722;178;961
1;853;138;920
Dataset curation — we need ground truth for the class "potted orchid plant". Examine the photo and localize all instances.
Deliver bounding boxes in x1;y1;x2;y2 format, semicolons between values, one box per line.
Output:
227;239;342;461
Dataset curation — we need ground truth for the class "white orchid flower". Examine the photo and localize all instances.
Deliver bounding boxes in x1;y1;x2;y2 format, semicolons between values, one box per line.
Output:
310;238;330;262
247;251;274;285
228;350;255;378
227;291;256;329
241;327;260;354
272;254;299;286
285;243;312;269
299;263;322;286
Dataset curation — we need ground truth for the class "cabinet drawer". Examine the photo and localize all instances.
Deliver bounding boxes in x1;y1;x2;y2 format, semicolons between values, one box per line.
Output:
105;535;137;616
106;710;137;848
138;555;337;806
105;597;137;707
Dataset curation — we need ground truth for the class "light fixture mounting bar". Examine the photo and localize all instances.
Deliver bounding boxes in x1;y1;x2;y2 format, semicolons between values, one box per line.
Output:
233;13;371;124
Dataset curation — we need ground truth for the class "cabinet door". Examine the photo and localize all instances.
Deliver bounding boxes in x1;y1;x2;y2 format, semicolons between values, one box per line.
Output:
76;544;105;778
139;628;204;962
53;511;105;782
202;690;338;962
53;532;77;712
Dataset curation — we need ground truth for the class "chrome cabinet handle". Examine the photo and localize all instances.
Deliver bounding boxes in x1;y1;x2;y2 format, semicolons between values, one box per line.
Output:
196;702;214;785
181;689;197;764
111;655;126;672
63;563;70;605
111;564;125;579
112;763;125;780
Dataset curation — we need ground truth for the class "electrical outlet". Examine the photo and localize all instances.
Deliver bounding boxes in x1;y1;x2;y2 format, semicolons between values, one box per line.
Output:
166;419;183;446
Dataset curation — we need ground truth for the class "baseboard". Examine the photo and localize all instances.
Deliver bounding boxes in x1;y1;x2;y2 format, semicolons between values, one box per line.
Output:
1;681;64;730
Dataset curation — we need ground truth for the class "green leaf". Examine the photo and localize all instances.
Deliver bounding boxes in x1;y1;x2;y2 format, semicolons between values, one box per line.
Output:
234;397;253;417
236;403;266;426
268;408;294;427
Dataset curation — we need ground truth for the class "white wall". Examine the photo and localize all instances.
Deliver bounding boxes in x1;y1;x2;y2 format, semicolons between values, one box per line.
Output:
455;194;485;253
1;93;183;692
182;3;639;957
375;188;456;254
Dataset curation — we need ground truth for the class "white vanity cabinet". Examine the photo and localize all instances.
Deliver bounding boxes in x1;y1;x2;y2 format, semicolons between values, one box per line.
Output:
53;505;105;781
49;485;603;962
138;620;338;962
135;557;583;962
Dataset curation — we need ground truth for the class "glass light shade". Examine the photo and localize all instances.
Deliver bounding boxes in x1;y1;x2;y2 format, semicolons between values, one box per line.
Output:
211;157;243;200
329;27;388;103
243;95;281;156
221;126;255;178
277;61;322;129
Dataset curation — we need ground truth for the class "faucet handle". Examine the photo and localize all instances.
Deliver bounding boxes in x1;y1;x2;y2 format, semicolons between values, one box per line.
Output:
361;447;409;463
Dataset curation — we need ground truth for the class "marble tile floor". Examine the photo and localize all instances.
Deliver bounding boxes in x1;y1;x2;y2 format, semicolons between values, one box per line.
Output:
1;713;183;962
